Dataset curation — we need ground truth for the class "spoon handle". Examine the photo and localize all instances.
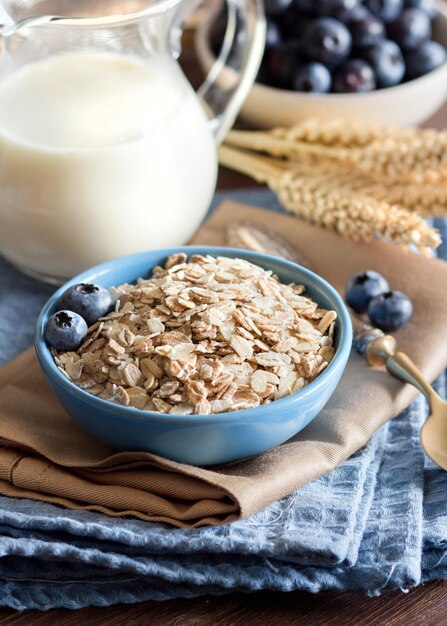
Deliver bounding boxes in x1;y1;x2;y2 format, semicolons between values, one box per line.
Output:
366;336;441;406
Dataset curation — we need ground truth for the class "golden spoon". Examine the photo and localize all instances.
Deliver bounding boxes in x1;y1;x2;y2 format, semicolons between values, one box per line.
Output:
366;336;447;470
226;219;447;470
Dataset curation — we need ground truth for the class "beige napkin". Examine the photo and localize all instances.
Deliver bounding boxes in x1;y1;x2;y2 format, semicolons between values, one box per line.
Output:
1;200;447;528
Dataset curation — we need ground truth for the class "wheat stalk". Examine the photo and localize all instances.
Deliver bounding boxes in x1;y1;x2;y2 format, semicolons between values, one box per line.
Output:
374;182;447;216
271;118;437;147
270;160;447;216
219;144;440;252
225;122;447;184
275;169;440;250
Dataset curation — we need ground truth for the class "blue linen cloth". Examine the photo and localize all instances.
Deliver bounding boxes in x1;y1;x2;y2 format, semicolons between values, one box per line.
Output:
0;190;446;611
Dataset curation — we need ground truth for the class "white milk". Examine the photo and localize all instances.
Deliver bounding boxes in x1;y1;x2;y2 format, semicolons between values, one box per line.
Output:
0;53;217;281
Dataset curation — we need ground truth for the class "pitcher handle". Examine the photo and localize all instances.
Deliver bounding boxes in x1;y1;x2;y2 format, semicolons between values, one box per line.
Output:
174;0;265;144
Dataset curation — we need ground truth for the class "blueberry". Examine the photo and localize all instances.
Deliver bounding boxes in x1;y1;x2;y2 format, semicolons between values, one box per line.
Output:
405;40;447;78
264;0;293;17
315;0;360;16
280;9;312;39
404;0;436;20
364;0;404;23
264;41;303;88
257;20;283;84
348;10;386;47
362;39;405;86
45;310;88;352
293;0;317;12
303;18;352;67
57;283;114;327
332;4;370;23
332;58;377;92
368;290;413;331
345;271;390;313
265;17;282;49
388;8;431;50
277;4;313;41
292;62;332;92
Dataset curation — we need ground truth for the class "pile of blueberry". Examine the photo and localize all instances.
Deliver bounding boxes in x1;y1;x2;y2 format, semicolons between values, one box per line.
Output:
45;284;114;351
211;0;447;93
345;270;413;331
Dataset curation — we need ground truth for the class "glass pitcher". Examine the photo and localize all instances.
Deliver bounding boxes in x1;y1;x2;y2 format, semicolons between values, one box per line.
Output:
0;0;264;284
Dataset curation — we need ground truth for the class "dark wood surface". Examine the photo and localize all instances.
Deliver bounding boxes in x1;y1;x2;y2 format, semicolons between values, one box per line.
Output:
2;35;447;626
1;580;447;625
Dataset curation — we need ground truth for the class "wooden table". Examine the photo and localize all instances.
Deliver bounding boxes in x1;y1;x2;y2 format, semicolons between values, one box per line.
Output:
2;40;447;626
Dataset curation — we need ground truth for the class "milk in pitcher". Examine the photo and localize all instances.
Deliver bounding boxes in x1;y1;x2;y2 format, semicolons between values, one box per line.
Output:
0;53;217;281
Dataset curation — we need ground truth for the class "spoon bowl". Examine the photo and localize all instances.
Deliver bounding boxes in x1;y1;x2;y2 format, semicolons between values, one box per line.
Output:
368;342;447;471
421;395;447;470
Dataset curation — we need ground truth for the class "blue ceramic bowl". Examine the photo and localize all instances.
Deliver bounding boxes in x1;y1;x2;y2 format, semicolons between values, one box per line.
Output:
35;247;352;466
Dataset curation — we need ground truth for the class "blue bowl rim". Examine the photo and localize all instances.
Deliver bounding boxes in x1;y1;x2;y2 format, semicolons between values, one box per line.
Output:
35;246;353;425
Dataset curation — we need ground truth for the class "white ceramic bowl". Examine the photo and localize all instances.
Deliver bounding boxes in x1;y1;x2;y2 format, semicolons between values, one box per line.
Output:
196;4;447;128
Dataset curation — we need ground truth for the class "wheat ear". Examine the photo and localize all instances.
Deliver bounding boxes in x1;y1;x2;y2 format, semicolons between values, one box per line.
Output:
219;145;440;252
225;124;447;184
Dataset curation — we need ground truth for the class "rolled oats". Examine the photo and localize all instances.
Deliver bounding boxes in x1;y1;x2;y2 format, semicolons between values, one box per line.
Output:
250;370;280;394
230;334;254;360
146;318;165;334
120;363;143;387
54;254;337;415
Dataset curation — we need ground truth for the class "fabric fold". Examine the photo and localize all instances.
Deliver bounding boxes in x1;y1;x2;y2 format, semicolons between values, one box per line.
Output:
1;200;447;528
0;191;447;610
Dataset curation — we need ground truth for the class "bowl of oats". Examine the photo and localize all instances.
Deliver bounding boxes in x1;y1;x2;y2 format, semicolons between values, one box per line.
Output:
35;247;352;466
